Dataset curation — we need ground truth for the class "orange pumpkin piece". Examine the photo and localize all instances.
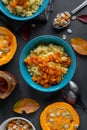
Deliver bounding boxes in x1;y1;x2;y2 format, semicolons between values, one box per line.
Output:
0;26;17;66
40;102;80;130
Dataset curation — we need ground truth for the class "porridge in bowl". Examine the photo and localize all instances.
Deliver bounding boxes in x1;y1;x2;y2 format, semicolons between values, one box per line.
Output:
2;0;43;17
24;43;71;88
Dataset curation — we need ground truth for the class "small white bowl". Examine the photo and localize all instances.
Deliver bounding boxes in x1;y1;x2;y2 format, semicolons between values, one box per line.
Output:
0;117;36;130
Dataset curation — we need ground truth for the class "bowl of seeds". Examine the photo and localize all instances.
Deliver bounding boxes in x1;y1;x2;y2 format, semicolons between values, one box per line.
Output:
0;117;36;130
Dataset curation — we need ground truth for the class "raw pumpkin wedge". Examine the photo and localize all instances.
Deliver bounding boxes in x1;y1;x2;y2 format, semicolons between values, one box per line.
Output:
0;26;17;66
40;102;80;130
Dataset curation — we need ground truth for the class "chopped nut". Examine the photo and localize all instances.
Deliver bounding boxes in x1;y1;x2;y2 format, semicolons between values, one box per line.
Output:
61;13;66;18
50;113;55;117
71;15;77;20
65;11;71;18
62;34;67;40
67;28;72;34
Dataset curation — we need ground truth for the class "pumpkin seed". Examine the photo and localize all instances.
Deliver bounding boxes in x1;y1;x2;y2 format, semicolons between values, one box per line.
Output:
64;124;70;129
49;118;54;122
71;15;77;20
0;50;3;55
67;29;72;34
50;113;55;117
74;124;79;129
56;111;60;116
62;34;67;40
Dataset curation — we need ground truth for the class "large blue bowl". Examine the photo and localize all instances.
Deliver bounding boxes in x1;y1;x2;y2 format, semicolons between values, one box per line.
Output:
0;0;49;21
19;35;76;92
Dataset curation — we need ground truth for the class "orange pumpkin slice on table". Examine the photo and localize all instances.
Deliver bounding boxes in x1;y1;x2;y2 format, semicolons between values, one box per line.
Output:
0;26;17;66
40;102;80;130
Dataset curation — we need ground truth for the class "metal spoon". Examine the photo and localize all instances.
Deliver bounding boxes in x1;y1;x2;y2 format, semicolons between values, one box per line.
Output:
61;81;87;112
53;0;87;29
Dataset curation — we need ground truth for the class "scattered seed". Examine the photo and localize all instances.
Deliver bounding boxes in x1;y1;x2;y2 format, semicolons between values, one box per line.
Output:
67;28;72;34
31;24;36;28
71;15;77;20
62;34;67;40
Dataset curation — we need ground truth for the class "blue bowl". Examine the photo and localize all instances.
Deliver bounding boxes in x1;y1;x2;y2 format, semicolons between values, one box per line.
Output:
0;0;49;21
19;35;76;92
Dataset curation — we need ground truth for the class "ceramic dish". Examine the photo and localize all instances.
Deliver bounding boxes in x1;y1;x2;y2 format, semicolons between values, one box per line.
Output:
19;35;76;92
0;117;36;130
0;0;49;21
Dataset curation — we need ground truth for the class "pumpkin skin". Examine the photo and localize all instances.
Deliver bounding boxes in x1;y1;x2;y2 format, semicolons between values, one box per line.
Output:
0;71;17;99
0;26;17;66
40;102;80;130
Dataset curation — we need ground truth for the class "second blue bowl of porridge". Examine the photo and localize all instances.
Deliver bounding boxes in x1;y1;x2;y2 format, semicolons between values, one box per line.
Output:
19;35;76;92
0;0;49;21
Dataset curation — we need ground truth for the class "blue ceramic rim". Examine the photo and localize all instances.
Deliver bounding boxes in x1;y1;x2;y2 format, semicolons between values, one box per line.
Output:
19;35;76;92
0;0;49;21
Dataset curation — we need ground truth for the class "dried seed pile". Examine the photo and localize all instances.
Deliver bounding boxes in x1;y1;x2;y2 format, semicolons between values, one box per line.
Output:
6;119;33;130
53;11;71;28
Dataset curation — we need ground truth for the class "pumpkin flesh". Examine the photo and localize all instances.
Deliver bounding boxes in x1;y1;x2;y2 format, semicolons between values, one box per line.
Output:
0;27;17;66
40;102;80;130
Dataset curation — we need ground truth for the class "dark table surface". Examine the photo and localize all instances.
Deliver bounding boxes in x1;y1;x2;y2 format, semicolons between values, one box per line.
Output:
0;0;87;130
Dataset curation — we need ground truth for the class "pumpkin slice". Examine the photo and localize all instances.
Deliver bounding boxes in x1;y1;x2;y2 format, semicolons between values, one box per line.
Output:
40;102;80;130
71;38;87;55
13;98;40;114
0;26;17;66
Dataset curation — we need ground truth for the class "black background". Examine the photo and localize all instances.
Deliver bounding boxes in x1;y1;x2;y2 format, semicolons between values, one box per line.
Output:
0;0;87;130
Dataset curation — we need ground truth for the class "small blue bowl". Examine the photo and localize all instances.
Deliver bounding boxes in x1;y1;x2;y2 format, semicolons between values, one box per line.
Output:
19;35;76;92
0;0;49;21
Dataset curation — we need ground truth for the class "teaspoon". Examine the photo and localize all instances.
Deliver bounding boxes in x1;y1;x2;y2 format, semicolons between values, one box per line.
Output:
53;0;87;29
61;81;87;112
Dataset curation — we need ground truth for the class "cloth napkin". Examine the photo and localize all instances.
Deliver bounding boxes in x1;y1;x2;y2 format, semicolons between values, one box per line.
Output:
0;0;54;32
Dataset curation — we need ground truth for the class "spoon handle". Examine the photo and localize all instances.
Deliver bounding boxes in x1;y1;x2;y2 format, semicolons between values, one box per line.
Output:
77;101;87;113
71;0;87;15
